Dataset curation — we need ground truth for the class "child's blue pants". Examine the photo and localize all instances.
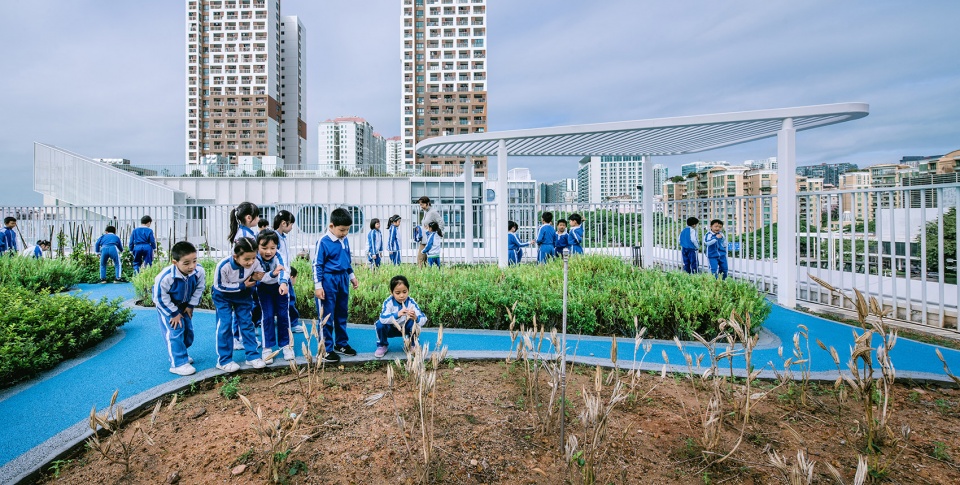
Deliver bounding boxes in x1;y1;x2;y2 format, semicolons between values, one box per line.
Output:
682;248;699;274
427;256;441;268
131;244;153;273
258;282;290;350
389;251;401;265
157;311;194;368
709;255;728;280
99;247;121;280
213;289;258;365
376;319;416;347
315;272;350;353
537;245;555;264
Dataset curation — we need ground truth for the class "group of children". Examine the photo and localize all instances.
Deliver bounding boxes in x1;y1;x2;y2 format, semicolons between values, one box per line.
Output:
91;216;159;283
154;201;429;376
365;196;445;269
507;211;585;265
678;216;729;279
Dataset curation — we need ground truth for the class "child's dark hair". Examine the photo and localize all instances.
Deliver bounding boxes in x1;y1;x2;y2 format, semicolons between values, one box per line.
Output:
687;217;700;226
258;219;270;229
228;201;260;243
390;275;410;292
388;214;401;225
272;209;295;230
710;219;723;227
541;212;553;224
140;215;152;225
37;239;51;247
508;220;518;231
257;229;280;247
369;218;380;230
557;219;568;227
330;208;353;227
3;217;15;225
427;221;443;237
233;237;258;256
569;213;582;225
106;225;116;233
289;267;298;278
170;241;197;261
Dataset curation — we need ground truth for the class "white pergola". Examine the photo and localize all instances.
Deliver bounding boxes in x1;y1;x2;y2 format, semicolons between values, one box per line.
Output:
415;102;869;307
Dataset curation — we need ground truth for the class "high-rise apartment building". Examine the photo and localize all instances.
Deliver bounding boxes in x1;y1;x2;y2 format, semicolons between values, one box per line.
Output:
539;178;578;204
185;0;306;170
577;156;644;204
795;162;858;187
385;136;404;175
401;0;488;177
652;164;668;196
681;161;728;177
317;117;387;175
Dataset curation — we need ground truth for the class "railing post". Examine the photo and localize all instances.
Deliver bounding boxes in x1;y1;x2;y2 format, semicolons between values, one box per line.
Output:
777;118;797;308
497;140;509;268
641;155;653;268
463;156;474;264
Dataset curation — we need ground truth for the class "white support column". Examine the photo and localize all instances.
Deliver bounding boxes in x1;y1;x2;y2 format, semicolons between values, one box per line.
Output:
641;155;654;268
497;140;509;268
463;156;474;264
777;118;797;307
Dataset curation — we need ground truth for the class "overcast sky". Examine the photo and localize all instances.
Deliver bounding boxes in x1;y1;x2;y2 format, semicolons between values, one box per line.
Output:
1;0;958;205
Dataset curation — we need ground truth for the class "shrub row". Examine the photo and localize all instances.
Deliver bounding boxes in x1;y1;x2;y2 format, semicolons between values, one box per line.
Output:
0;285;132;387
0;255;82;293
133;256;768;339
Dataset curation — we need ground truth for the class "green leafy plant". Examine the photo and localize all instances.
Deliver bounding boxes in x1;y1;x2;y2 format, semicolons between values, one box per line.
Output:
219;376;242;400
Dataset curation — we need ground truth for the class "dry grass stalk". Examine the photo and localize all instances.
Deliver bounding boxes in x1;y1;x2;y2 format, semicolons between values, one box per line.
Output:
289;314;331;406
935;348;960;386
238;394;307;484
505;304;566;433
767;448;816;485
85;389;160;472
564;365;630;485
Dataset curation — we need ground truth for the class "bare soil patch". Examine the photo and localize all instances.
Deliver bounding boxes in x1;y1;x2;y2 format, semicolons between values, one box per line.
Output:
40;360;960;484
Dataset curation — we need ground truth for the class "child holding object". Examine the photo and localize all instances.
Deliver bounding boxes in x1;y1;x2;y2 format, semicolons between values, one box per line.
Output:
153;241;206;376
703;219;728;280
374;275;427;358
256;230;293;364
95;225;125;283
213;237;265;372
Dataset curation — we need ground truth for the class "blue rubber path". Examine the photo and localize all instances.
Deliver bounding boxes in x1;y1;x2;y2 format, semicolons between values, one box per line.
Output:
1;283;959;468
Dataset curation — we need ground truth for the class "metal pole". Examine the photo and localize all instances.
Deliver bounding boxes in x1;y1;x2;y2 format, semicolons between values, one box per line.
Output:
560;251;569;452
463;156;474;264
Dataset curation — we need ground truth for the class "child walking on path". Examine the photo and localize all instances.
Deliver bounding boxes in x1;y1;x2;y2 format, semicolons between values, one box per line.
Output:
129;215;157;273
153;241;205;376
367;218;383;269
703;219;728;280
273;210;302;334
536;212;557;263
95;226;125;283
213;237;265;372
568;213;584;255
507;220;531;265
421;221;443;268
387;215;402;265
256;230;293;364
313;208;359;363
679;217;701;274
374;275;427;358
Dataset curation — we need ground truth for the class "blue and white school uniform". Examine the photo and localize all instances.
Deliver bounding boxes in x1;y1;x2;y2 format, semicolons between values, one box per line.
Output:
569;226;584;255
128;226;156;273
679;226;700;274
0;226;18;254
376;296;427;348
95;233;124;280
154;264;206;369
508;232;530;265
234;225;257;244
388;225;401;265
536;223;557;263
213;255;264;365
22;245;44;259
367;229;383;268
257;253;290;351
235;225;260;326
313;231;356;353
555;231;570;257
421;230;442;268
278;231;301;329
703;231;728;280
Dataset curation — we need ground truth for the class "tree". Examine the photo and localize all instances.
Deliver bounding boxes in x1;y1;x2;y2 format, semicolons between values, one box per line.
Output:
919;207;957;272
669;175;685;183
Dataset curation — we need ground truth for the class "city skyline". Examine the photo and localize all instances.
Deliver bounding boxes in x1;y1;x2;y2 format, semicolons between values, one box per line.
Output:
2;0;958;204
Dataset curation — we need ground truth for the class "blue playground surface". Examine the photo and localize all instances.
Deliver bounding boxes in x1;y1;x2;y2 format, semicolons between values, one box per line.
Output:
1;282;959;479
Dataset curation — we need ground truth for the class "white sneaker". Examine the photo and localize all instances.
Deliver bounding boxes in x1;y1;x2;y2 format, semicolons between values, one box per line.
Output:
291;324;304;334
216;361;240;373
282;346;295;361
245;358;266;369
169;363;196;376
262;350;275;365
233;338;244;350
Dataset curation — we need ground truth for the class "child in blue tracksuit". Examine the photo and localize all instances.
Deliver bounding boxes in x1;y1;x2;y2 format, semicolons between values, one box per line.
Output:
679;217;700;274
555;219;570;257
95;225;125;283
313;208;360;363
507;220;531;265
213;237;265;372
536;212;557;263
568;213;584;255
273;210;302;334
129;215;157;273
22;240;50;259
367;218;383;269
421;221;443;268
228;202;261;348
153;241;206;376
373;275;428;358
703;219;728;280
256;230;294;364
0;217;18;255
387;215;402;265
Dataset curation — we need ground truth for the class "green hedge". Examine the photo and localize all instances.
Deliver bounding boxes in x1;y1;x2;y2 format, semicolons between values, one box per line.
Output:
133;256;768;339
0;286;132;387
0;255;82;293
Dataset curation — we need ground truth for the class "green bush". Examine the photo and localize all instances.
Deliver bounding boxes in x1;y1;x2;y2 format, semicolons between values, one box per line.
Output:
0;286;132;387
0;255;82;292
133;256;768;339
68;249;136;283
